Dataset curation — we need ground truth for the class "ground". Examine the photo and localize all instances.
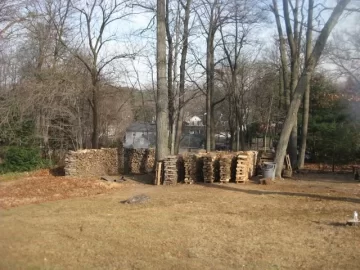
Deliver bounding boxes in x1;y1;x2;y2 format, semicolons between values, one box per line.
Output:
1;171;360;269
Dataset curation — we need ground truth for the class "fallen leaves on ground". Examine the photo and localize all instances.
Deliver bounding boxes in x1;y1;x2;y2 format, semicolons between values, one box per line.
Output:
0;174;120;209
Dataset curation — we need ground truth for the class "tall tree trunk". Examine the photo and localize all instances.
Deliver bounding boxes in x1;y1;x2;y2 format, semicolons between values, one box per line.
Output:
298;0;313;169
274;0;350;177
235;103;239;151
206;33;214;151
165;0;174;154
229;123;234;150
272;0;290;108
289;122;297;167
282;0;300;169
175;108;184;152
91;83;99;149
240;124;245;150
210;103;215;150
278;67;283;109
156;0;169;161
171;6;181;154
175;0;192;154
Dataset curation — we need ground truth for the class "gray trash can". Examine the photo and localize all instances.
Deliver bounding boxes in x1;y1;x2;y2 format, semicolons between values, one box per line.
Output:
262;162;276;180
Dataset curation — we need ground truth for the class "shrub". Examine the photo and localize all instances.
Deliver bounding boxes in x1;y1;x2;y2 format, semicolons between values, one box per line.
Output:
0;146;47;173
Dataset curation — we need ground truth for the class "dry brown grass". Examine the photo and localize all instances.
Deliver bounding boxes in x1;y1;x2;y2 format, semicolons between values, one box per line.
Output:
1;173;360;269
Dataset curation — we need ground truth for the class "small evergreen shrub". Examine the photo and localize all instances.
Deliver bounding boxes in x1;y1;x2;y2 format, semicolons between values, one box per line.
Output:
0;146;46;173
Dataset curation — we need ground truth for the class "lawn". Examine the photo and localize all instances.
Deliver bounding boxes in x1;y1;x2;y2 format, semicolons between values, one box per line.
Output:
1;172;360;269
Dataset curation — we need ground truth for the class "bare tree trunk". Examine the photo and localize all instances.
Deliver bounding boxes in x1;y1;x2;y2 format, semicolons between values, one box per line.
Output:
274;0;350;178
174;0;192;154
156;0;169;161
235;105;239;151
90;82;100;149
210;103;216;150
282;0;300;169
298;0;313;169
204;0;218;152
240;123;245;150
91;103;99;148
171;6;181;154
206;92;211;151
278;67;283;109
77;103;83;150
175;108;184;152
271;0;290;108
206;35;214;152
165;0;174;154
289;121;297;167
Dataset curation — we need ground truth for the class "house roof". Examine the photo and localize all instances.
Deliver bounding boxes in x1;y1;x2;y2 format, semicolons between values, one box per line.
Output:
184;115;203;123
126;122;156;133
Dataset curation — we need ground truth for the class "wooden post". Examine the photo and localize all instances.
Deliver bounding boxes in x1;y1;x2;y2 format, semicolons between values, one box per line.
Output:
155;161;162;185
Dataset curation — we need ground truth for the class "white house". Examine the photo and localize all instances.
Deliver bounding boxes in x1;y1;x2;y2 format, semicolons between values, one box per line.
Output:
186;116;203;126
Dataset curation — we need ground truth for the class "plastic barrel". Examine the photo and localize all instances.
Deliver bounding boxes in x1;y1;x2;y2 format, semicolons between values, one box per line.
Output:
262;162;276;180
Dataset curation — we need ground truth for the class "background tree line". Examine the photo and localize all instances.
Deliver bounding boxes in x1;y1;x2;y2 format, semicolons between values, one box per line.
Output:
0;0;359;173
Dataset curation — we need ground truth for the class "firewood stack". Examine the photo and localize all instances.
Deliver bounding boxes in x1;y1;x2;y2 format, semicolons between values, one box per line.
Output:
196;154;205;182
220;155;232;183
203;153;221;183
176;155;185;183
124;148;155;174
163;155;178;185
184;154;197;184
64;148;119;176
247;151;258;178
203;154;216;183
236;153;249;183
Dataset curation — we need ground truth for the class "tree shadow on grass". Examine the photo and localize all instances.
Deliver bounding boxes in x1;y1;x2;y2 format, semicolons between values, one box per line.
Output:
124;173;155;185
312;221;354;227
196;183;360;204
295;172;359;184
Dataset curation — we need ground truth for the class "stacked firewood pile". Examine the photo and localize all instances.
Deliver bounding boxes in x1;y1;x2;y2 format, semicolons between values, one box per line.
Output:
177;155;185;183
183;154;197;184
64;148;119;176
196;154;205;182
247;151;258;178
235;153;249;183
219;155;232;183
203;153;221;183
155;151;259;186
124;148;155;174
163;155;178;185
202;154;215;183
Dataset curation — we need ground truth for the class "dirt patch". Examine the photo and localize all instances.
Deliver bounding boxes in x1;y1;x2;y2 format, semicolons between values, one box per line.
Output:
0;172;120;209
